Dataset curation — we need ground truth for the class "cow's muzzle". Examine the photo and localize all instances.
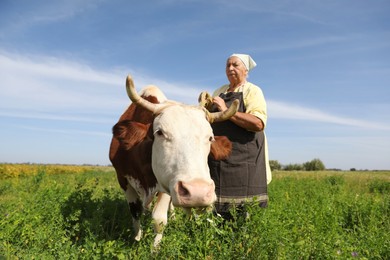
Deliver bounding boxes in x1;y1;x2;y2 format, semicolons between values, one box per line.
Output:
173;179;216;208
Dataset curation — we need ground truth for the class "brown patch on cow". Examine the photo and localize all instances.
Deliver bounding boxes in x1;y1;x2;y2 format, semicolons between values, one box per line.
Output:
109;95;160;192
110;137;156;191
113;120;151;150
210;136;232;160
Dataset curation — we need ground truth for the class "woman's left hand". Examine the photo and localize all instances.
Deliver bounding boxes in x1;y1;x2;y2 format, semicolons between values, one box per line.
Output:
212;96;228;112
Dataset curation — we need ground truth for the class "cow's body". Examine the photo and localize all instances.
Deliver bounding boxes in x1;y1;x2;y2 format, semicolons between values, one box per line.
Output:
109;76;237;247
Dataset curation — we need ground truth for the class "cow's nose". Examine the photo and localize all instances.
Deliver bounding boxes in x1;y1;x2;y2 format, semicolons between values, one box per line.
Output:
177;181;190;197
175;179;216;207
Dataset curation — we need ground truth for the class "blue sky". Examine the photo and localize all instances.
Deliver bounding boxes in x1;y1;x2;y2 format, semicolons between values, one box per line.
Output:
1;0;389;170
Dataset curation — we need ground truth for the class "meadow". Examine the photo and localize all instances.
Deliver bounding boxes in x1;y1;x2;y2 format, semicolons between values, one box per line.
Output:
0;164;389;259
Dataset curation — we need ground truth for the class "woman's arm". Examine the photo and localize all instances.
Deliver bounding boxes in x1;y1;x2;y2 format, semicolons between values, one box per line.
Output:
212;96;264;132
229;111;264;132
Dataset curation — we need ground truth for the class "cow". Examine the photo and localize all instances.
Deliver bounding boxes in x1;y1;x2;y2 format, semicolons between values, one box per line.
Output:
109;75;239;247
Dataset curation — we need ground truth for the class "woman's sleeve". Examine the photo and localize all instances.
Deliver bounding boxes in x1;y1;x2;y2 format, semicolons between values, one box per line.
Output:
244;84;268;128
212;85;227;97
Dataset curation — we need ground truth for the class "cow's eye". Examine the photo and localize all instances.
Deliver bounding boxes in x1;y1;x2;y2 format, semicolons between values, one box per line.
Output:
154;129;164;136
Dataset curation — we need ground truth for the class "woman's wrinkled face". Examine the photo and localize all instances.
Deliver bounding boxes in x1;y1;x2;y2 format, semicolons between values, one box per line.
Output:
225;56;248;84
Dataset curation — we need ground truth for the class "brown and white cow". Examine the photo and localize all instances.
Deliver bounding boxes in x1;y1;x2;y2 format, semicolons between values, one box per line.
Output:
109;75;238;247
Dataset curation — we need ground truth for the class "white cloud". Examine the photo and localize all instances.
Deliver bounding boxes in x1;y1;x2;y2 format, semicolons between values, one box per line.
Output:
0;51;204;121
1;50;389;132
268;100;390;130
214;0;330;24
19;124;111;137
0;110;112;125
0;52;122;84
252;35;351;53
0;0;106;39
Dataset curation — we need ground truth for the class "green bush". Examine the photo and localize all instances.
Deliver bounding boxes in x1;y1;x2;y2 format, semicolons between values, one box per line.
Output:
282;158;326;171
283;163;304;171
269;160;282;171
303;158;325;171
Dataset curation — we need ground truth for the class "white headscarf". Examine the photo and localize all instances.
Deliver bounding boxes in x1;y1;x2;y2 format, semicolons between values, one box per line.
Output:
230;53;257;71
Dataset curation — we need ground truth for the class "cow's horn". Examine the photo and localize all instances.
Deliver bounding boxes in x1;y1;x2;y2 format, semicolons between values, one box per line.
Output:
206;99;239;123
126;75;161;114
198;91;214;110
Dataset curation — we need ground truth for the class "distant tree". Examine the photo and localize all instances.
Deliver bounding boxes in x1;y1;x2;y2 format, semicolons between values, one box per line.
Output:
350;168;356;171
303;158;325;171
283;164;304;171
269;160;282;171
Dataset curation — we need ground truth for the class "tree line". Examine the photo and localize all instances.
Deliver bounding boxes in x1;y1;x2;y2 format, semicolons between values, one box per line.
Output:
269;158;326;171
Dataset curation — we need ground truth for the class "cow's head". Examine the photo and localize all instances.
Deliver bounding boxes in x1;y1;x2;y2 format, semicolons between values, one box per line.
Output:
126;75;238;209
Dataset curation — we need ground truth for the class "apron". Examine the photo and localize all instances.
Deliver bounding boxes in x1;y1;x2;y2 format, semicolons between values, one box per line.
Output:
208;91;268;213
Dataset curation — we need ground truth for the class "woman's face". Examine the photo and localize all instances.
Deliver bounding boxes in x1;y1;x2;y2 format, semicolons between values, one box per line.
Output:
225;56;248;84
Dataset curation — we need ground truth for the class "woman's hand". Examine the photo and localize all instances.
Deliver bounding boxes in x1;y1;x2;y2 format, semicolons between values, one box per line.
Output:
212;96;264;132
212;96;228;112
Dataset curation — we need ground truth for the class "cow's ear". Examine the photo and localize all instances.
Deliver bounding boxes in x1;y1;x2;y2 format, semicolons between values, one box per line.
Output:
146;124;155;140
113;120;150;150
210;136;232;160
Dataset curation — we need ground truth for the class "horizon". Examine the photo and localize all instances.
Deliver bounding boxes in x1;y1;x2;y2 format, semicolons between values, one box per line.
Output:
1;1;389;170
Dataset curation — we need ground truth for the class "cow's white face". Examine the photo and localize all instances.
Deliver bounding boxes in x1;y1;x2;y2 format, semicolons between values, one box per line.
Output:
151;105;216;208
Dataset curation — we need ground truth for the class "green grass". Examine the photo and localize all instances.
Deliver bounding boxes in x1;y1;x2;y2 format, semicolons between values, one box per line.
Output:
0;168;389;259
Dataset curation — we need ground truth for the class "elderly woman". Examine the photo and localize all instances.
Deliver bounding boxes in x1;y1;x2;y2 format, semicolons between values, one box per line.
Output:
208;53;271;219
